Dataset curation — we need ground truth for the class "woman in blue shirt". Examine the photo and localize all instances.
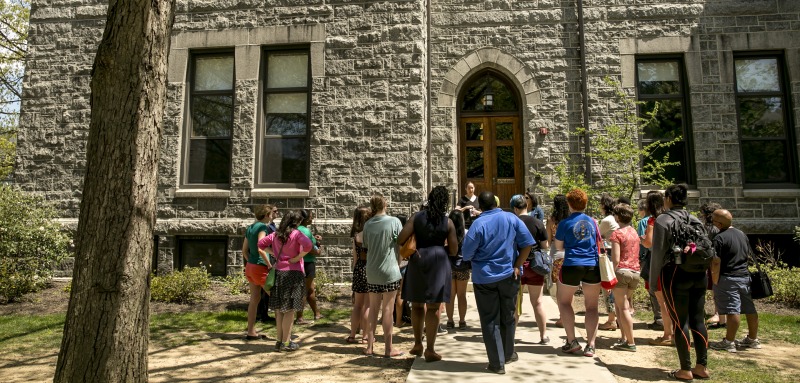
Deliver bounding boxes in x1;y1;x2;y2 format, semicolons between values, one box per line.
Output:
553;189;603;358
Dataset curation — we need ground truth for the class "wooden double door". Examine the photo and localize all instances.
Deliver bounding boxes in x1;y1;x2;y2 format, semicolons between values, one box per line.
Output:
459;116;523;208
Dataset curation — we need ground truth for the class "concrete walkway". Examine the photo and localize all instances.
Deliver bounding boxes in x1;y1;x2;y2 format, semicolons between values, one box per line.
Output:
405;290;618;383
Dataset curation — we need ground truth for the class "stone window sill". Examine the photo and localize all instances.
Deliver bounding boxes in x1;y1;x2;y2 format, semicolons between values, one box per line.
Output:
742;189;800;198
638;189;700;198
251;188;310;198
174;189;231;198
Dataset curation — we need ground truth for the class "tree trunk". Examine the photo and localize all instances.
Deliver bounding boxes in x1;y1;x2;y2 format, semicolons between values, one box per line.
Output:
54;1;174;382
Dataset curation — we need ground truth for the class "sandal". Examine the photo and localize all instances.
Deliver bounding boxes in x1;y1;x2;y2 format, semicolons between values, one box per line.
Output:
707;322;726;329
346;336;360;344
598;322;618;331
668;369;693;382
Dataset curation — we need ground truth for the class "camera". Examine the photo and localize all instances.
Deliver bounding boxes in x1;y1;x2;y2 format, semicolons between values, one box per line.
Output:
671;245;683;265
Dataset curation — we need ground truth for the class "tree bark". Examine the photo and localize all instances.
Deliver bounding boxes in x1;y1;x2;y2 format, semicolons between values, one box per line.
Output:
54;1;174;382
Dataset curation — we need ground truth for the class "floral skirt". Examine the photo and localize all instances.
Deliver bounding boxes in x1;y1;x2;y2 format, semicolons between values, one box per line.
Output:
352;259;369;294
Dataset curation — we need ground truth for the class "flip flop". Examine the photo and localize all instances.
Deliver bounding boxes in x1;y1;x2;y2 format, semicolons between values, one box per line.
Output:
245;334;266;340
346;336;360;344
668;369;694;382
384;351;405;359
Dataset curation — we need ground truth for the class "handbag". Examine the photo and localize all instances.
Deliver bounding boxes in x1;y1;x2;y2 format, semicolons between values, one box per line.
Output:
748;252;773;300
399;233;417;260
528;249;552;276
594;221;617;289
450;254;471;271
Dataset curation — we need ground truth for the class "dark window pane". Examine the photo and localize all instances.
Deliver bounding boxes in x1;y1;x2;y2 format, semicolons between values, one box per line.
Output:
179;239;227;277
735;58;780;93
738;97;785;138
637;61;680;95
496;122;513;140
465;122;483;141
742;141;789;183
461;75;517;112
262;138;308;183
640;100;684;140
466;147;484;178
644;141;688;184
265;114;307;136
191;95;233;137
496;146;514;178
188;139;231;184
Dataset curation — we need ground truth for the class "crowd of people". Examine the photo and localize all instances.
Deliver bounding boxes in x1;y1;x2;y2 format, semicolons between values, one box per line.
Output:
240;182;762;379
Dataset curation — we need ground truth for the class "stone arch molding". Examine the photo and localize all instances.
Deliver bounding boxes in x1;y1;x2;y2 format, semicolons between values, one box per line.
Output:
437;48;541;109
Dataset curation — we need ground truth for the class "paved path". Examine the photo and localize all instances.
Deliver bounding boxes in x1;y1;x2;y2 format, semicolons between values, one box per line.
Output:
405;290;618;383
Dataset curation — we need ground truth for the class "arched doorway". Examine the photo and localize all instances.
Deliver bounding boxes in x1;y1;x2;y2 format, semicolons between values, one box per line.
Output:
458;70;523;207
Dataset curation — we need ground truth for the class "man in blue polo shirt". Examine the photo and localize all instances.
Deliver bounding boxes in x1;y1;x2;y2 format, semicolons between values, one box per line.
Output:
463;191;535;374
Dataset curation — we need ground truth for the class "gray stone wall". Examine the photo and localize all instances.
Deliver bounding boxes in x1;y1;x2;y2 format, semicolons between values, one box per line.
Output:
15;0;800;278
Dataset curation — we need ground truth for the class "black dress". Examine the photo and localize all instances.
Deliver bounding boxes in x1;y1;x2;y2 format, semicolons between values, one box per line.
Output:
459;195;480;229
402;210;451;303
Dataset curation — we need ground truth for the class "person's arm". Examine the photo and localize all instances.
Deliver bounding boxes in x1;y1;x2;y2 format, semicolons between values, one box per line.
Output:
554;220;566;251
642;222;654;248
554;239;564;251
397;212;416;246
256;231;270;267
289;235;312;264
611;241;621;268
648;218;669;292
242;237;249;265
461;229;479;262
513;245;532;280
446;218;458;257
351;237;358;267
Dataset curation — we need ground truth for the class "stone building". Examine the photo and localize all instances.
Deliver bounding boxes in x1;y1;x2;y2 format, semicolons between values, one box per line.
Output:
15;0;800;278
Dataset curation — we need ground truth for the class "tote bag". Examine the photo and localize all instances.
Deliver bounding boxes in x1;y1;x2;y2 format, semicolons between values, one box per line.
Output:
594;221;617;289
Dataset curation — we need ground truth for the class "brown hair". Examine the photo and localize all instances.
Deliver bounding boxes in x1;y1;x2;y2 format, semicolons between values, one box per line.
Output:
612;203;634;225
369;194;386;215
255;204;274;221
566;189;588;211
350;206;372;237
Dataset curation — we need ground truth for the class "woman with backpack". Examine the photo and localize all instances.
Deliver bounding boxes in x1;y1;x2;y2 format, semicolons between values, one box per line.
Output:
511;194;550;344
642;191;674;347
650;184;711;381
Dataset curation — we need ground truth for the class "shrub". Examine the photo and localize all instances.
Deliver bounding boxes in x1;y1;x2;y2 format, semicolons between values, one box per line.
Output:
150;266;211;304
764;265;800;308
315;269;339;302
219;273;248;295
0;186;71;303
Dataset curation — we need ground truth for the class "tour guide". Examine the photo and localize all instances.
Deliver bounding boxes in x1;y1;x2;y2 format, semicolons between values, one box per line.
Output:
462;191;535;374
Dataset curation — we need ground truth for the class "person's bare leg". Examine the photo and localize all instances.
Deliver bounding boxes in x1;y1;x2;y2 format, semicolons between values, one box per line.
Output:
581;283;602;347
446;279;456;324
349;292;367;340
528;284;547;339
281;310;295;343
424;302;442;361
395;280;404;326
745;313;758;339
656;290;674;340
275;311;284;343
247;283;262;337
381;291;400;356
456;279;468;323
365;293;381;355
724;313;741;341
556;282;579;342
410;303;425;355
307;277;320;319
614;287;635;344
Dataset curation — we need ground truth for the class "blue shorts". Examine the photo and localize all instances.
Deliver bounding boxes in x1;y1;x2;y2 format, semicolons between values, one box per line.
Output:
714;274;757;315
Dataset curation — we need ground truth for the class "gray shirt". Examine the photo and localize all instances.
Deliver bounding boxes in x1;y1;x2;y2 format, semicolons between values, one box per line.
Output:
363;214;403;285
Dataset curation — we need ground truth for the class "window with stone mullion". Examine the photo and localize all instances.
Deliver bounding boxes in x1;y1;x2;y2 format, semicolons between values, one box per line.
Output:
733;53;798;186
635;56;694;186
260;48;311;187
185;52;235;186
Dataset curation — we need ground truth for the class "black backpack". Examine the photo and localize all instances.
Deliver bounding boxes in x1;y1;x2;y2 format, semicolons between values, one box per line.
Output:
666;210;715;273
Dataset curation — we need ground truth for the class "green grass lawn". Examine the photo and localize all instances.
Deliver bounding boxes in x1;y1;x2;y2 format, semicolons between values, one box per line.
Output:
0;308;352;354
633;311;800;382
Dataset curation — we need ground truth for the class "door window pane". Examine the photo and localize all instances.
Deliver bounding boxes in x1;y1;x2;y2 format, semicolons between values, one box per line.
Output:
742;141;789;183
466;123;483;141
496;122;513;140
267;53;309;88
637;61;680;95
466;147;484;178
187;139;232;184
178;238;227;277
496;146;514;178
195;56;234;91
735;58;780;92
738;97;785;138
461;73;518;112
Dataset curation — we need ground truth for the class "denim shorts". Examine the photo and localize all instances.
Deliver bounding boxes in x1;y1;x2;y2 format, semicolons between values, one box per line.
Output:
714;274;757;315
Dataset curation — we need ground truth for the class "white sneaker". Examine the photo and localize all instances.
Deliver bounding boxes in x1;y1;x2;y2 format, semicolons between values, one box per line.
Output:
710;338;737;353
737;336;762;349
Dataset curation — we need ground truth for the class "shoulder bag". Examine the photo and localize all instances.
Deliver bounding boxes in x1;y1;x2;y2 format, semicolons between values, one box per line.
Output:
594;220;617;289
399;234;417;260
748;252;773;300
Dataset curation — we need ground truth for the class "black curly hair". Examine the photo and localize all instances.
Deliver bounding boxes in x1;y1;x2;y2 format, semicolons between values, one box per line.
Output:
425;186;449;225
550;194;569;224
